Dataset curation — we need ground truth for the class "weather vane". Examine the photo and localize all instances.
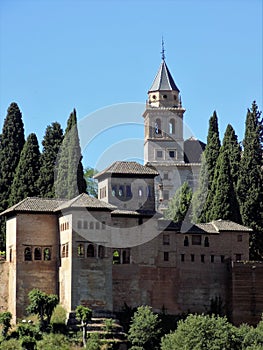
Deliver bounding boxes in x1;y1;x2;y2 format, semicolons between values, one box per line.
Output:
161;36;166;61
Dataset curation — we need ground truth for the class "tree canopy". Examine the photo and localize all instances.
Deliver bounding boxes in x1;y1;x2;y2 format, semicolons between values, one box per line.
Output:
165;182;192;223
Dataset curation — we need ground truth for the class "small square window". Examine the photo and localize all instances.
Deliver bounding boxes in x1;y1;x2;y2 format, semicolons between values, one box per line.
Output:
164;252;169;261
156;150;163;158
168;150;176;158
163;234;170;245
237;235;242;242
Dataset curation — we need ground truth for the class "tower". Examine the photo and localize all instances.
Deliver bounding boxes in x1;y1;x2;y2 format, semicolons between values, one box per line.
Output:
143;48;204;210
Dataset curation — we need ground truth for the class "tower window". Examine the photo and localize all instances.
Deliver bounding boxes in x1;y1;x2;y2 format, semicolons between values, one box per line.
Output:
201;254;205;263
98;245;105;259
163;190;169;201
44;248;51;261
163;234;170;245
34;247;42;260
204;237;209;247
184;236;189;246
24;247;32;261
164;252;169;261
155;119;162;135
113;250;120;264
87;244;95;258
112;186;116;196
118;186;124;197
138;187;143;197
191;254;195;262
77;244;84;257
181;254;185;262
169;119;175;134
126;185;132;197
192;235;201;245
168;150;176;158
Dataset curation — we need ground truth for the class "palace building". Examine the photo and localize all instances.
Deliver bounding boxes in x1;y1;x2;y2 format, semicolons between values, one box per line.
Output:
0;55;262;326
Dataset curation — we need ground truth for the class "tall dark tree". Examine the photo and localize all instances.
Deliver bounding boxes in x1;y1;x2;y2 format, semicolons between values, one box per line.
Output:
9;133;40;205
237;101;263;259
206;124;241;222
208;150;241;222
165;182;192;223
54;109;86;199
0;103;25;248
192;111;220;222
38;122;63;198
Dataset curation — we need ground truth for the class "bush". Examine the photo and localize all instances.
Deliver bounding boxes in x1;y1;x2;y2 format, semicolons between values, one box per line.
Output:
50;305;67;334
37;333;71;350
0;338;20;349
86;332;101;350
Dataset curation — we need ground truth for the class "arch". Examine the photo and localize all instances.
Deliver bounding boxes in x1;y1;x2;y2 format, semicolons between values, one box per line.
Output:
77;244;84;257
87;244;95;257
98;245;105;259
169;119;175;134
44;248;51;261
204;237;209;247
34;247;42;260
113;250;120;264
24;247;32;261
155;119;162;135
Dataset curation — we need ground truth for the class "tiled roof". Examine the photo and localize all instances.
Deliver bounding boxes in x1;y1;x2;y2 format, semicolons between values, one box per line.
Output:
56;193;116;211
193;220;252;233
94;161;158;178
149;60;180;92
111;209;140;216
1;193;116;216
0;197;65;215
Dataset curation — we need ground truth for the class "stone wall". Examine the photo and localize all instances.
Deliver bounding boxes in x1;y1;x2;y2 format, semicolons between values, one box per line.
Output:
0;261;9;312
231;262;263;325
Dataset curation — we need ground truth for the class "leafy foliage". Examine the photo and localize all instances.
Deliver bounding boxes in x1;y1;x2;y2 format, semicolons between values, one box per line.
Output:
26;289;58;331
0;311;12;338
9;133;40;206
84;167;98;198
165;182;192;222
38;122;64;198
0;102;25;248
237;101;263;259
128;305;160;350
54;109;86;199
37;333;71;350
75;305;92;347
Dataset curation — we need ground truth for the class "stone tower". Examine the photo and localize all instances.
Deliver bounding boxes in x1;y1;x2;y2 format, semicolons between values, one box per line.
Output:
143;52;204;210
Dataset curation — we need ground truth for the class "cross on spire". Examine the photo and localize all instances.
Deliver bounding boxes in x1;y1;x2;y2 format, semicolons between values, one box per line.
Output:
161;36;166;61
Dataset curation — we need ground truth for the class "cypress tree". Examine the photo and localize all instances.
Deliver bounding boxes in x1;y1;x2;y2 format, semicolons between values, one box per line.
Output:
54;109;86;199
206;124;241;222
9;133;41;205
0;103;25;249
165;182;193;222
208;150;241;222
0;103;25;210
38;122;63;198
237;101;263;259
191;111;220;222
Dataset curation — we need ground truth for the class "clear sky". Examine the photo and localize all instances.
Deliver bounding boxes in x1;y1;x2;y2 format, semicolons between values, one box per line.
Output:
0;0;262;170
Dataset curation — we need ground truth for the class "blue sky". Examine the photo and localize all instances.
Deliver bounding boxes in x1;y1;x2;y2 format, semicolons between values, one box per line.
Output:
0;0;262;170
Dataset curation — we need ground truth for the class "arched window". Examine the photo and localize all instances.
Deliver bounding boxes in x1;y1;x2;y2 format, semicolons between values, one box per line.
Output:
77;244;84;257
184;236;189;247
98;245;105;259
118;186;124;197
62;245;66;258
155;119;162;135
138;187;143;197
44;248;51;261
122;250;130;264
113;250;120;264
204;237;209;247
169;119;175;134
87;244;95;258
34;247;42;260
24;247;32;261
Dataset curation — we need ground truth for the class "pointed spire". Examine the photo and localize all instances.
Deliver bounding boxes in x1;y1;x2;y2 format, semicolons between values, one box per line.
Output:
149;60;180;92
161;36;166;61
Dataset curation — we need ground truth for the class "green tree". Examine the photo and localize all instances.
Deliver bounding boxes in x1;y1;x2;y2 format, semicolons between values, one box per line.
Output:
206;124;241;223
9;133;40;206
165;182;192;222
237;101;263;259
161;314;237;350
84;167;98;198
0;102;25;248
54;109;86;199
192;111;220;223
26;289;58;331
75;305;92;347
128;305;160;350
0;311;12;339
38;122;63;198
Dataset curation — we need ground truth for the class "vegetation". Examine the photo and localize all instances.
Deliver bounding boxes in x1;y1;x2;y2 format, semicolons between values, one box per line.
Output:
165;182;192;223
54;109;86;199
38;122;64;198
84;166;98;198
26;289;58;331
9;133;41;206
237;101;263;259
0;311;12;338
75;305;92;347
